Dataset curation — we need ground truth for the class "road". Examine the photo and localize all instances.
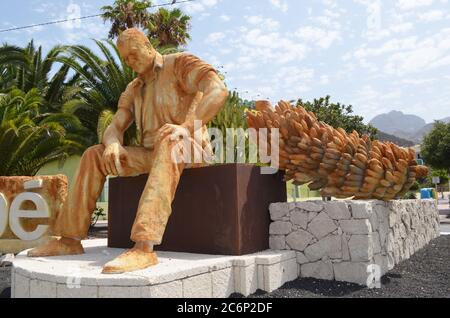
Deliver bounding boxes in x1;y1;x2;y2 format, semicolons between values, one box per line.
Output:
438;192;450;234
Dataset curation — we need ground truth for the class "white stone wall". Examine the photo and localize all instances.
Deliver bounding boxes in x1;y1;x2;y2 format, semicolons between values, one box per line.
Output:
269;200;440;287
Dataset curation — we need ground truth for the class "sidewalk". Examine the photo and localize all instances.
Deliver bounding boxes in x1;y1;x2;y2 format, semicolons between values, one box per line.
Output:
437;192;449;215
438;193;450;234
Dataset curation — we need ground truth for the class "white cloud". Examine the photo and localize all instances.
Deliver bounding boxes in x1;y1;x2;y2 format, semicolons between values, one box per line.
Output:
269;0;288;13
205;32;225;44
390;22;414;33
418;10;445;22
183;0;220;14
246;15;280;30
295;26;341;49
220;15;231;22
320;75;330;85
397;0;434;10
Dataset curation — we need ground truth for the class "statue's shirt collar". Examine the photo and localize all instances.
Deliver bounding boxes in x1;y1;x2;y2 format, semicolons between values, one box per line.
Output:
137;52;164;86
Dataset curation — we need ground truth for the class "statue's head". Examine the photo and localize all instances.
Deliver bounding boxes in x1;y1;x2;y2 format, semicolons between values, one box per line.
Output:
117;28;156;74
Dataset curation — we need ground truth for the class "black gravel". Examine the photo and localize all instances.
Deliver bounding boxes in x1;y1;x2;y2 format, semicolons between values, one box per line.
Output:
231;235;450;298
1;287;10;298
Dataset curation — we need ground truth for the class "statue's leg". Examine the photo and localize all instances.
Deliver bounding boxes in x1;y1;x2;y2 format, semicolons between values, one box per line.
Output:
55;145;108;239
102;142;175;274
56;145;154;239
130;135;187;245
29;145;153;258
28;145;108;257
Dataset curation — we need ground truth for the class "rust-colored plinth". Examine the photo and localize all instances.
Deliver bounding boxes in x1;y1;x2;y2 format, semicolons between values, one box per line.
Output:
108;164;287;255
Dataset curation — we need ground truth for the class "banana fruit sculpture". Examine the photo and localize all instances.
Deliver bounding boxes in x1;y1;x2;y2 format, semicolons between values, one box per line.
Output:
246;100;429;201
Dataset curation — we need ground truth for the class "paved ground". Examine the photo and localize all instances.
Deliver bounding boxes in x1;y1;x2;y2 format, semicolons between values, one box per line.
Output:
438;194;450;234
441;215;450;234
237;235;450;298
438;192;450;215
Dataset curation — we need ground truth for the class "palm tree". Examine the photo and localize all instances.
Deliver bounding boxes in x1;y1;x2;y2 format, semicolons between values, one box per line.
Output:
0;41;83;114
0;44;28;92
55;40;138;145
101;0;153;39
0;89;86;176
146;8;191;48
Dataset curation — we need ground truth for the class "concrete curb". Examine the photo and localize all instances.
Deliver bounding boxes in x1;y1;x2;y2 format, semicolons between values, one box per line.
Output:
11;239;297;298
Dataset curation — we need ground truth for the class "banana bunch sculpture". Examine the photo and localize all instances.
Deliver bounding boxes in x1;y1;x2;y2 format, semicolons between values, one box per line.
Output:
246;100;429;201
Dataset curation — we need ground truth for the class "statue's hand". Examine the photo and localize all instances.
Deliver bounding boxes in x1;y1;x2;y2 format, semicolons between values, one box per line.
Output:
156;124;191;144
102;143;129;176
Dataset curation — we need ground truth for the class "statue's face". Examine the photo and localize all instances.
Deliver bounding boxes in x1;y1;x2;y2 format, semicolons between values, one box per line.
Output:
118;41;155;74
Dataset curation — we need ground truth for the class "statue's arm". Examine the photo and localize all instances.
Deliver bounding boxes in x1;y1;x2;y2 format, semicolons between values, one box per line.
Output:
182;72;228;133
174;54;228;133
102;108;134;147
102;82;136;147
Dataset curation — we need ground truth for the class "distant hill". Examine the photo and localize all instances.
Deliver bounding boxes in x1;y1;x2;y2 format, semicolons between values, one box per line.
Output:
375;131;415;147
370;111;426;135
412;116;450;141
370;112;450;144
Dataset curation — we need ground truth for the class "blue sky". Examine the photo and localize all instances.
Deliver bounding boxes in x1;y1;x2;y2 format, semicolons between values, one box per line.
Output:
1;0;450;123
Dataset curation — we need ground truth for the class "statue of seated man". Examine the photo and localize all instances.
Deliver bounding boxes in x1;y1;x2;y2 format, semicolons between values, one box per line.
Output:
27;28;228;274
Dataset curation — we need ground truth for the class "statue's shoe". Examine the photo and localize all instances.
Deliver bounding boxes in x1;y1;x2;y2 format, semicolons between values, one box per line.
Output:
102;248;159;274
27;237;85;257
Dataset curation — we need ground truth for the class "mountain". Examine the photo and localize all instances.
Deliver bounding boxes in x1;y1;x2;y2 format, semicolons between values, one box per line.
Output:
369;111;426;136
375;131;415;147
370;112;450;144
412;116;450;141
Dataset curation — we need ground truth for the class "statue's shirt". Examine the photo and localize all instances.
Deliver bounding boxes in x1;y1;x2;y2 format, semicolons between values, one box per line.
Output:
118;52;217;150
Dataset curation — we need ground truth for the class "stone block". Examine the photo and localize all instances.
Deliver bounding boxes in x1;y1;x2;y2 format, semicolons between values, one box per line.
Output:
30;279;57;298
372;232;381;254
339;219;372;235
300;261;334;280
373;254;389;275
99;286;142;298
182;273;213;298
262;259;298;292
285;230;314;251
255;251;296;265
290;211;308;229
304;235;342;262
269;221;292;235
342;236;351;261
308;212;318;223
348;235;373;262
142;281;183;298
401;212;411;232
333;262;372;286
325;201;351;220
234;264;257;296
270;203;289;221
378;220;389;247
389;211;398;227
296;201;324;213
212;268;235;298
349;201;371;219
13;273;30;298
57;284;98;298
307;212;338;240
296;252;309;265
369;212;379;232
374;203;389;222
269;235;286;250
